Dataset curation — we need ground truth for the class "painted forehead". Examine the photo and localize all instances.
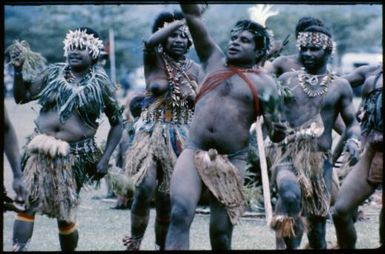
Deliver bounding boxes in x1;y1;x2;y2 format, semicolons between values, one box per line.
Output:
296;31;333;51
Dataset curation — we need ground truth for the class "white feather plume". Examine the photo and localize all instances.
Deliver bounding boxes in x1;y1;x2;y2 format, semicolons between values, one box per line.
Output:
248;4;279;27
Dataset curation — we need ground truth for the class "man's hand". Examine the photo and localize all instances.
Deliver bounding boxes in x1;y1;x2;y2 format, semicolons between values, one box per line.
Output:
344;138;361;166
12;177;28;203
10;46;25;68
270;121;288;142
96;158;109;178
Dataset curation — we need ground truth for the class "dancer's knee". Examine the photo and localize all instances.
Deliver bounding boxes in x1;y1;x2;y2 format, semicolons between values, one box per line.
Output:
279;182;301;215
170;200;194;228
331;204;350;223
132;184;155;209
156;192;171;215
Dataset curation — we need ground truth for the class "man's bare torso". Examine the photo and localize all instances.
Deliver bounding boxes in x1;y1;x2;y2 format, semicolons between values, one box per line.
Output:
280;72;350;152
189;71;266;154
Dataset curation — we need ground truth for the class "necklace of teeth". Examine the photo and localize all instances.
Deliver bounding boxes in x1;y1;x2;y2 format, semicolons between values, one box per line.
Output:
298;69;334;97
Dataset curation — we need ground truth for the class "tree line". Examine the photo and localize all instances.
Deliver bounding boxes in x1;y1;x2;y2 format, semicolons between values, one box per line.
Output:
4;4;382;81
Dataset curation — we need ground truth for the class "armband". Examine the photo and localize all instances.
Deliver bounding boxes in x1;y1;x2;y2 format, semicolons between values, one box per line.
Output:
346;137;362;150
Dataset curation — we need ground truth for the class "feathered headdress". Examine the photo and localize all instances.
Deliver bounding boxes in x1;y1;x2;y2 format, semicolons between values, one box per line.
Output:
63;29;104;60
248;4;279;28
248;5;279;54
247;4;289;61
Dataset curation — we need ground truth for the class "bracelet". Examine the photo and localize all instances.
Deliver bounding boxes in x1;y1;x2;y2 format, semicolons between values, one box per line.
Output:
346;137;361;150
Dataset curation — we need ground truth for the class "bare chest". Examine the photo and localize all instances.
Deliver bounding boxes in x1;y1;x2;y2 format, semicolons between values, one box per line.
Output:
214;75;255;103
283;79;328;126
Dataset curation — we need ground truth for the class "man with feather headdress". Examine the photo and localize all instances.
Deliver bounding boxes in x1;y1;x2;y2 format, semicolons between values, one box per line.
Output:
165;4;287;250
7;27;123;251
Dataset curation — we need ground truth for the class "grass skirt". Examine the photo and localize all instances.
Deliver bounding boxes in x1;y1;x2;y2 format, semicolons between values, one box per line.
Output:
22;134;78;222
124;121;188;193
194;149;246;225
266;116;330;217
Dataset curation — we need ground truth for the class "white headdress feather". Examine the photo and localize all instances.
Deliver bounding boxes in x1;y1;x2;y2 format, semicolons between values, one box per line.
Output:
63;29;104;60
248;4;279;28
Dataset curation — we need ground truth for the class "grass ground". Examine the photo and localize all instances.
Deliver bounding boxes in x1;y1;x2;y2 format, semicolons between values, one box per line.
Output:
3;97;381;251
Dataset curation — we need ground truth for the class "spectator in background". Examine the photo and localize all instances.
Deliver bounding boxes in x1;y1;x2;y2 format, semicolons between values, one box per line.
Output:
119;72;132;97
112;91;145;209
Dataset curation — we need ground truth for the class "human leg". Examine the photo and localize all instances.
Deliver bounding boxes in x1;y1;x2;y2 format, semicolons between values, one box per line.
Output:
206;155;247;250
331;146;377;248
57;220;78;251
12;211;35;251
209;196;234;250
154;190;171;250
165;149;203;250
123;164;157;250
306;215;327;249
330;167;340;207
271;165;304;249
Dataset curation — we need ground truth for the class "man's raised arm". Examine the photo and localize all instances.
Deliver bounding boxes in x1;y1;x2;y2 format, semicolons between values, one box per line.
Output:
180;4;221;65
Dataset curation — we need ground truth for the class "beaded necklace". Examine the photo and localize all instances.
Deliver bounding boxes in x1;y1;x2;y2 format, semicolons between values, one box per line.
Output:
298;68;335;97
161;52;195;108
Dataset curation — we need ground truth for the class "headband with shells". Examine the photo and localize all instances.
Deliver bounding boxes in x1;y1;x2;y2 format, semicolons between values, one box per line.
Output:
296;32;334;53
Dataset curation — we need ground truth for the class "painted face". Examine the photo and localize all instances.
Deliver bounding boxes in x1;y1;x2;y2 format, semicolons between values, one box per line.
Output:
67;46;93;70
299;44;329;71
164;28;189;58
227;30;257;66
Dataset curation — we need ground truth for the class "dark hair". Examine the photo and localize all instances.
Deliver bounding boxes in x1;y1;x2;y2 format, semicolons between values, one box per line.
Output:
152;11;192;49
295;17;324;38
77;26;100;39
129;95;145;118
303;25;332;38
231;20;271;60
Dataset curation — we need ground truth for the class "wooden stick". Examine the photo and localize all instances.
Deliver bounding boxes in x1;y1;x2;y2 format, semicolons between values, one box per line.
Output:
254;116;273;225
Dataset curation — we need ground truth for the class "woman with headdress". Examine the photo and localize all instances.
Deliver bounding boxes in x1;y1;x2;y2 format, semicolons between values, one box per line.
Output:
8;27;123;251
121;10;203;250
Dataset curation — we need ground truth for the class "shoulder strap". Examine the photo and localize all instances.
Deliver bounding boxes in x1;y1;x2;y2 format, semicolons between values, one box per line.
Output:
232;68;262;116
